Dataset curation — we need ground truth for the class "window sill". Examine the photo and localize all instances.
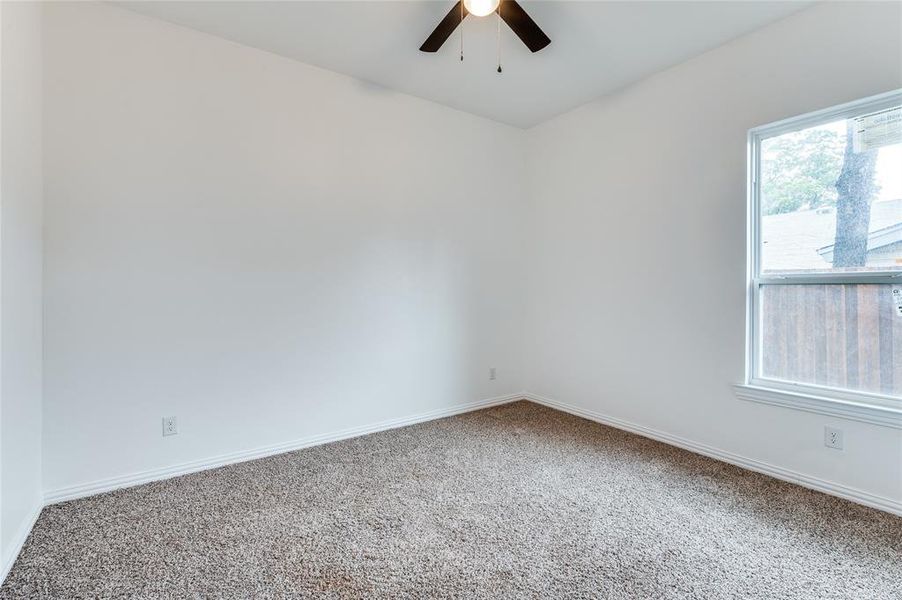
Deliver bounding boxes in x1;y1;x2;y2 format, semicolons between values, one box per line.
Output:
733;384;902;429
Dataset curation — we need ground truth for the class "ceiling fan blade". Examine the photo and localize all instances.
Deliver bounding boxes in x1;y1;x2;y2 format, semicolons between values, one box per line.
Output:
420;1;468;53
499;0;550;53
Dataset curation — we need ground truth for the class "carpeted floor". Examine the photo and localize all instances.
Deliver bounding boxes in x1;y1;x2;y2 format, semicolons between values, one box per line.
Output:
2;401;900;599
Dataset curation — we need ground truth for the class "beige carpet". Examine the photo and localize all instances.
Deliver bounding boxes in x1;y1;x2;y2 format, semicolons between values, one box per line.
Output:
2;401;900;599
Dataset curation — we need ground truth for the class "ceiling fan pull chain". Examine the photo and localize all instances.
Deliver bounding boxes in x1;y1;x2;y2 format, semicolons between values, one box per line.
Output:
496;1;502;73
460;0;464;61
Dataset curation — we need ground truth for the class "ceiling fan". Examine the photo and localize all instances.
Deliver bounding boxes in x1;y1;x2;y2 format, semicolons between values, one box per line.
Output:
419;0;551;55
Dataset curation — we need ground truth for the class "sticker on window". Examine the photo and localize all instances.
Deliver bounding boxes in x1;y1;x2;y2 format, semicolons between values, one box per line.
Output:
853;106;902;152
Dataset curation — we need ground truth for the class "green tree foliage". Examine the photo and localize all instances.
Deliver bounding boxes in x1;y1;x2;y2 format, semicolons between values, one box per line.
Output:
761;127;845;215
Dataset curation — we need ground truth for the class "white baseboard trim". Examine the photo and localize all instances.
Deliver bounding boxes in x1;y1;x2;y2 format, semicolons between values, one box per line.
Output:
0;502;43;586
523;392;902;517
44;393;525;505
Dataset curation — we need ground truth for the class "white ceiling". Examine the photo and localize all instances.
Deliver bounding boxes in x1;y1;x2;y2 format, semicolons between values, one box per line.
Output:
116;1;813;128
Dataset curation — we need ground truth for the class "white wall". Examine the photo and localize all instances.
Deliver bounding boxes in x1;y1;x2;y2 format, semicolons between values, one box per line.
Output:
525;1;902;504
0;0;44;572
39;0;902;510
42;2;527;494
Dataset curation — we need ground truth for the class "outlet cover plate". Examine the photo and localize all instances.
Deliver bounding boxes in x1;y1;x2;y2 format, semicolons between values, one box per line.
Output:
824;426;843;450
163;416;178;437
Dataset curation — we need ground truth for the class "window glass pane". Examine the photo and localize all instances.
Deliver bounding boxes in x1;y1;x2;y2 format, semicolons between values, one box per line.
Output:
759;283;901;397
760;109;902;274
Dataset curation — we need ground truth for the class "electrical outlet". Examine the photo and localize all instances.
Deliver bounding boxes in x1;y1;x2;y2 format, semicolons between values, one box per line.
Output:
824;426;843;450
489;367;497;381
162;416;178;437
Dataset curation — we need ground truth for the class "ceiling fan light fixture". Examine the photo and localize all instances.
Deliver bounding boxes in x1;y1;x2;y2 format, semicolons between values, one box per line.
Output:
419;1;549;54
463;0;500;18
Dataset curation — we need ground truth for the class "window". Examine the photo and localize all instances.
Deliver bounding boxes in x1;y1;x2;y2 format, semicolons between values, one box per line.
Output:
737;91;902;428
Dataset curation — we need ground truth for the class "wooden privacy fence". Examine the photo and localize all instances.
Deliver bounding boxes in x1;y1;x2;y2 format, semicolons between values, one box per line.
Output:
760;283;901;396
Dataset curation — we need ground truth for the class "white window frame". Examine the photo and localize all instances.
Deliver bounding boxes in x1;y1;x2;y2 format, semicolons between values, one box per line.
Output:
734;90;902;429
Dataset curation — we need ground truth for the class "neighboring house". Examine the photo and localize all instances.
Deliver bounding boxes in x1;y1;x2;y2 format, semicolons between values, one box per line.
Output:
817;220;902;268
762;197;902;271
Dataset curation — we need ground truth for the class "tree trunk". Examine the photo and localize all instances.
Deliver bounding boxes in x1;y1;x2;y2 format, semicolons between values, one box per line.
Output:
832;122;878;268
